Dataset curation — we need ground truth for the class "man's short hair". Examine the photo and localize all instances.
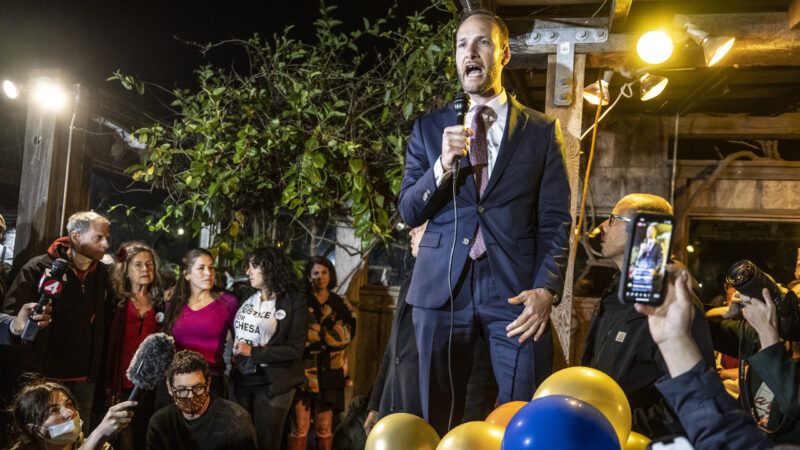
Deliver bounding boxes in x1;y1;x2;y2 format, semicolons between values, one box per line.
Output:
457;9;509;48
165;350;210;385
66;211;109;235
615;193;673;216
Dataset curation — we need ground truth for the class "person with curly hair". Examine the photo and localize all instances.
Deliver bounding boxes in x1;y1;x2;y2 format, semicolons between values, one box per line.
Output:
104;242;164;450
230;246;307;450
288;257;356;450
10;379;136;450
164;249;238;399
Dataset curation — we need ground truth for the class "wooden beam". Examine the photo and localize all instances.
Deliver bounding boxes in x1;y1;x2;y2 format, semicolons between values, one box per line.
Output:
677;112;800;139
790;0;800;29
509;12;800;70
609;0;633;33
459;0;494;12
13;84;90;272
545;53;584;367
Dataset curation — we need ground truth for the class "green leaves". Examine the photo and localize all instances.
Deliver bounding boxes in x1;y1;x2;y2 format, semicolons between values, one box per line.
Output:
111;0;458;267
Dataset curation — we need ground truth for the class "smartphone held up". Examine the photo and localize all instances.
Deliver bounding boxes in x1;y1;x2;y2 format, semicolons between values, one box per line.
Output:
618;213;675;306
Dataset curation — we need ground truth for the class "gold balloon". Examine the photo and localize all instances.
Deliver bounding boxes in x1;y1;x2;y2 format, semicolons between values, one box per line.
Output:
365;413;440;450
533;366;632;447
485;401;527;428
436;421;504;450
624;431;651;450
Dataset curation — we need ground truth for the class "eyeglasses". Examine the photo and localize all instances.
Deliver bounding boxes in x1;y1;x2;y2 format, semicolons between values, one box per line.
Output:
171;384;208;398
609;214;632;226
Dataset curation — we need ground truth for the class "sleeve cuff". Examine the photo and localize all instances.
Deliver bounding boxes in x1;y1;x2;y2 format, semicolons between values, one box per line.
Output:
433;156;446;187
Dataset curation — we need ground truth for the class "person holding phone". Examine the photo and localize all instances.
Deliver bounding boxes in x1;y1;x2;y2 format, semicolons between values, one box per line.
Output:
581;193;715;439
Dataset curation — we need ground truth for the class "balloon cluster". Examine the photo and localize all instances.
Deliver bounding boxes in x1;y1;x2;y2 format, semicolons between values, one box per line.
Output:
365;366;653;450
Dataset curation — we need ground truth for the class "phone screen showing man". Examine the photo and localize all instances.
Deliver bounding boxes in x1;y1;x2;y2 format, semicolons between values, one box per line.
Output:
622;214;673;304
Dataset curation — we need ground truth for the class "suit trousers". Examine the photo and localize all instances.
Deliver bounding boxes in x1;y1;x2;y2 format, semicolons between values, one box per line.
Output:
412;256;552;435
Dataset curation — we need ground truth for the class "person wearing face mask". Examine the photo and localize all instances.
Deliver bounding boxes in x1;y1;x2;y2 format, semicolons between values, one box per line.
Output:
163;249;238;399
10;379;136;450
146;350;256;450
3;212;114;432
104;242;165;450
230;246;306;450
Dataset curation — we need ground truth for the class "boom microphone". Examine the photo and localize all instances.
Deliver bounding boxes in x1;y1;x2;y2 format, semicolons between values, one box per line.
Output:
126;332;175;402
21;258;69;341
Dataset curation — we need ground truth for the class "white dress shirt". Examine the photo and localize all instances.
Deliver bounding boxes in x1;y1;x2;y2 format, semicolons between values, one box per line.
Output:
434;89;509;187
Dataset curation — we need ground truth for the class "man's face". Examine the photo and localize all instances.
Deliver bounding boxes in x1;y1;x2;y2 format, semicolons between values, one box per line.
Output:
71;221;110;261
600;206;634;260
455;15;509;99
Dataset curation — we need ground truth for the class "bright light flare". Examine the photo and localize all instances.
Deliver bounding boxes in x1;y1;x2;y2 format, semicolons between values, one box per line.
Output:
637;31;673;65
32;79;67;110
2;80;19;99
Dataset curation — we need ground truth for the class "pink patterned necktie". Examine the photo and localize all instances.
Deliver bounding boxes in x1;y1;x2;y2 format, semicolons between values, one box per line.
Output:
469;105;489;260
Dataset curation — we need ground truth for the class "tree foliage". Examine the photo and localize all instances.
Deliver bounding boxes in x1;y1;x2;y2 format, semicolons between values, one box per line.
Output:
111;0;458;266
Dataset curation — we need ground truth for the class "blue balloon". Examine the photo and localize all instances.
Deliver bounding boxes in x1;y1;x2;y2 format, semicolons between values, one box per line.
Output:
501;395;621;450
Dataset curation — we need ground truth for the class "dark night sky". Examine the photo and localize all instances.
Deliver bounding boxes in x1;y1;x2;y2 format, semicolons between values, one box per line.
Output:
0;0;442;93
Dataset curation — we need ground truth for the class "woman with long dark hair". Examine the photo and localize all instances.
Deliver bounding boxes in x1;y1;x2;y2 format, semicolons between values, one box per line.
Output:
230;246;307;450
105;242;163;450
10;380;135;450
164;248;238;398
288;257;356;450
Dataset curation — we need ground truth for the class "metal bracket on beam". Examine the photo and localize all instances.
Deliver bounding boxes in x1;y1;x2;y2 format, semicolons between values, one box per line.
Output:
526;27;608;106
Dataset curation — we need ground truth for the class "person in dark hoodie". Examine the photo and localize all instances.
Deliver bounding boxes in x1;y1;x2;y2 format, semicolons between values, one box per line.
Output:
2;211;113;433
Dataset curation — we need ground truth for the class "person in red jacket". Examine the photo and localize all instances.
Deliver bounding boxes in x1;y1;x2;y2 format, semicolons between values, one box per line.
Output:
3;211;112;433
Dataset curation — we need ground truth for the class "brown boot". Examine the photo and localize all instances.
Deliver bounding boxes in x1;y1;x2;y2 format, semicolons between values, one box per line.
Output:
316;436;333;450
286;435;307;450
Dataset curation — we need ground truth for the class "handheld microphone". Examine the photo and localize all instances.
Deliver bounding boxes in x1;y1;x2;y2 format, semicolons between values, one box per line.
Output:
126;332;175;402
453;93;469;173
21;258;69;341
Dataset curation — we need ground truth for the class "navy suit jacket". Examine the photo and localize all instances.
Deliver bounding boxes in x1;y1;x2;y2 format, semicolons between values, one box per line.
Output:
399;96;572;310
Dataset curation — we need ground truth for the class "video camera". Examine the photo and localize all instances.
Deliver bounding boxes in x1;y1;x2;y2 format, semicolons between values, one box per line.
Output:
725;260;800;341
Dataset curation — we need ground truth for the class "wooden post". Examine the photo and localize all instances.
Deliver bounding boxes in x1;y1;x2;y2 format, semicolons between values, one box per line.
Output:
545;54;584;368
13;81;89;271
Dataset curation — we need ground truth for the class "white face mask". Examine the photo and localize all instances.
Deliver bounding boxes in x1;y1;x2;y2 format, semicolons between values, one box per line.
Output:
42;416;82;446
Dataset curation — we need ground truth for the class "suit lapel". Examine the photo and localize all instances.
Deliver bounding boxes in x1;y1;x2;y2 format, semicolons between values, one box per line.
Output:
482;96;529;199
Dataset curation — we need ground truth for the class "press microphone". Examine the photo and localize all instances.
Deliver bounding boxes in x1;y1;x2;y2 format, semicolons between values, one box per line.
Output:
21;258;69;341
126;332;175;402
453;93;469;173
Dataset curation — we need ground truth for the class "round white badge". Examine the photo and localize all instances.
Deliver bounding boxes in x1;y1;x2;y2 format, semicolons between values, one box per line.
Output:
275;309;286;320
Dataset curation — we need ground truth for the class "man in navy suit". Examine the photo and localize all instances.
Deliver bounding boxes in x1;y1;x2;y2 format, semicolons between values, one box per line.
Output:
398;10;571;433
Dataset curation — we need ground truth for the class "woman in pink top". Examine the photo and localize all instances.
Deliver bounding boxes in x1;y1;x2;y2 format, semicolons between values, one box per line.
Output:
164;248;238;398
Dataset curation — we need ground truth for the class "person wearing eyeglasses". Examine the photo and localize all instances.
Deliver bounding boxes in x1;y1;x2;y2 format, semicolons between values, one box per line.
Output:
580;193;715;440
146;350;256;450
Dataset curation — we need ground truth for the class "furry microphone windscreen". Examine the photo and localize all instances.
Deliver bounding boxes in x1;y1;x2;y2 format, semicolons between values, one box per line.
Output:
127;332;175;390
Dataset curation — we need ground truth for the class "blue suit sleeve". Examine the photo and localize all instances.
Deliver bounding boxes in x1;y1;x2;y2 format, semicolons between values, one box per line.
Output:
533;118;572;297
656;362;772;449
399;119;446;228
0;314;16;346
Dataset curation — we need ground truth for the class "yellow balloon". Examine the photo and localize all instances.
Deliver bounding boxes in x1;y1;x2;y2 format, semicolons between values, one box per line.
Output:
624;432;651;450
366;413;440;450
485;401;527;428
533;366;632;447
436;421;504;450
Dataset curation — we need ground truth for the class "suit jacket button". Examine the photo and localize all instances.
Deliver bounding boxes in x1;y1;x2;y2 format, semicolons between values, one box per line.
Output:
462;238;470;246
477;205;485;213
395;357;401;364
423;190;431;202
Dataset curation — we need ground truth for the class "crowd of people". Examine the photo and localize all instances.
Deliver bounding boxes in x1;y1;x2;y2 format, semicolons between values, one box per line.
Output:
0;211;357;450
2;8;800;450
